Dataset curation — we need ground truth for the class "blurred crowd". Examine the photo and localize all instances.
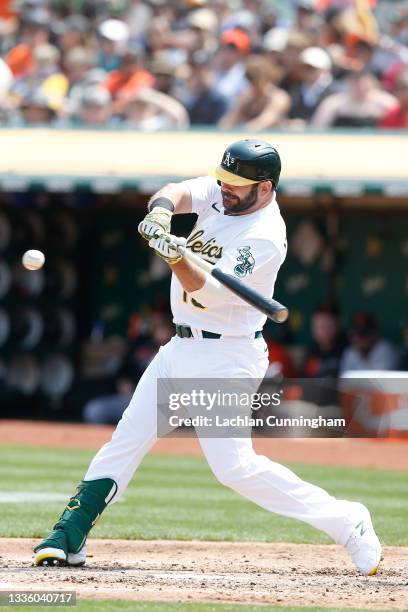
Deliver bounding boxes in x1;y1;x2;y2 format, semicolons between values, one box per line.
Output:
0;0;407;130
84;302;408;424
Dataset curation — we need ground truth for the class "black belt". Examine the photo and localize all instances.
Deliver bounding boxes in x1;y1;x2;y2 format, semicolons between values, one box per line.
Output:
175;324;262;340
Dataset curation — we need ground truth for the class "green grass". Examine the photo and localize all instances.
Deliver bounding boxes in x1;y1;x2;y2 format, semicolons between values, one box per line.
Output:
4;604;395;612
0;445;407;545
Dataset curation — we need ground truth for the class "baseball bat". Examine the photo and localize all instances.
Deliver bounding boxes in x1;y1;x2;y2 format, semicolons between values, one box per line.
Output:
179;246;289;324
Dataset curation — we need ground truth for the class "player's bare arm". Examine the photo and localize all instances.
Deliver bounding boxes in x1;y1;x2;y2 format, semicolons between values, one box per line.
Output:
148;182;193;214
138;182;192;242
147;232;207;293
140;180;211;293
170;258;206;293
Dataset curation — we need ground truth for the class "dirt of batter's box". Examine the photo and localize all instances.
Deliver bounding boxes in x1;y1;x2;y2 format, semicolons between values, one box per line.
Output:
0;538;407;609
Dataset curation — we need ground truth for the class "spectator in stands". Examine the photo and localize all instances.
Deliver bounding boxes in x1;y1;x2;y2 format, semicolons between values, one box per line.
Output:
148;51;178;96
55;15;90;56
14;90;56;125
125;0;153;40
389;7;408;47
103;47;154;113
379;68;408;128
97;19;130;72
1;0;406;129
213;29;250;102
183;52;228;125
146;8;218;56
287;46;337;123
145;15;173;55
219;55;290;130
292;0;321;42
221;6;262;48
62;47;100;113
304;301;347;378
83;313;173;425
68;86;114;127
11;43;68;110
349;39;377;74
181;8;219;55
262;27;289;71
121;86;189;130
277;31;314;92
5;12;51;79
312;70;397;127
64;47;98;91
339;313;398;375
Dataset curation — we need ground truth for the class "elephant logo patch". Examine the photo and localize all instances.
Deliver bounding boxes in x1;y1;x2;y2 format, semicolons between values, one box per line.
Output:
234;246;255;278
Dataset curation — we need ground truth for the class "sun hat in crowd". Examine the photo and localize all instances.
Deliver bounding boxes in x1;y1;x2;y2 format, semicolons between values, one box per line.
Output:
98;19;130;43
299;46;332;70
263;28;289;53
187;8;218;32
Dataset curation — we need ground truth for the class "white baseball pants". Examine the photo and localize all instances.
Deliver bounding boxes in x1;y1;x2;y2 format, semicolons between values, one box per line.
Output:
85;335;353;545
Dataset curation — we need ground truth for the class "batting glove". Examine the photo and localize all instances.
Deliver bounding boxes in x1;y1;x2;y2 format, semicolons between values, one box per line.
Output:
149;233;186;265
138;207;172;242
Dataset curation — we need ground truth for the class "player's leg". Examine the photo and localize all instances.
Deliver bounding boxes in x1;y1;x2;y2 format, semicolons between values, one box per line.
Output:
198;434;381;575
199;434;350;540
192;338;381;575
33;344;171;566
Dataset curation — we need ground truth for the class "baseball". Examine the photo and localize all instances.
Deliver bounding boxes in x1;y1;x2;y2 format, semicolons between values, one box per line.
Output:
22;249;45;271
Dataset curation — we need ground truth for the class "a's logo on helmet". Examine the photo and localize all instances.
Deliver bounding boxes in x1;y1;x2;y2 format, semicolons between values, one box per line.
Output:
223;152;235;167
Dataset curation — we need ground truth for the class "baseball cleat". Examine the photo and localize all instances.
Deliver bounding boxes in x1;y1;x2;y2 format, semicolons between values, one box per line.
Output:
34;547;67;567
67;542;87;567
344;503;382;576
34;528;68;567
35;545;87;567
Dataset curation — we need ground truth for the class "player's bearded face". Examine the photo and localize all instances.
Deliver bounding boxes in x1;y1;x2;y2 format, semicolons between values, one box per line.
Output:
221;183;259;214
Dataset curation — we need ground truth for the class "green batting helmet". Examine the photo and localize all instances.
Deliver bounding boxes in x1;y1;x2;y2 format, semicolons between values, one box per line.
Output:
214;139;281;188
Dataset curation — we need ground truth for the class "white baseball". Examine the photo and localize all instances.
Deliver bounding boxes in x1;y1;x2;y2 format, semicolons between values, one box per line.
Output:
22;249;45;271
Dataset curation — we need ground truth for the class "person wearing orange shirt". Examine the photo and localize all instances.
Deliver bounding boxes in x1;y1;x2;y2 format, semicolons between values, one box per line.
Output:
102;48;154;113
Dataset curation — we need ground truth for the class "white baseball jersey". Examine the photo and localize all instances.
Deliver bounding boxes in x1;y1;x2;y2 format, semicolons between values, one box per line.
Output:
170;176;287;335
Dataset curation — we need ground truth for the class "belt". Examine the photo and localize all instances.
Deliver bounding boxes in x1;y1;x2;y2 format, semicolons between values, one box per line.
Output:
175;324;262;340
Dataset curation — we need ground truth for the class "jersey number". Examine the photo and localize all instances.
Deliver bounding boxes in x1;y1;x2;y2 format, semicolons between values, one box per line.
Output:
182;291;206;310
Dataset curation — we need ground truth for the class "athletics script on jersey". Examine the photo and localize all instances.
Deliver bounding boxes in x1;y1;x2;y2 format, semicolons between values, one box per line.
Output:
186;230;256;279
186;229;223;262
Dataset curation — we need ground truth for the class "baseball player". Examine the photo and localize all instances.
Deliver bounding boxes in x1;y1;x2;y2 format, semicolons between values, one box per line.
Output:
33;139;381;576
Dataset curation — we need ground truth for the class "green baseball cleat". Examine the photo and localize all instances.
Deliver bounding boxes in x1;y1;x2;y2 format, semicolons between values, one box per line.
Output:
33;478;116;568
34;529;68;567
34;533;87;567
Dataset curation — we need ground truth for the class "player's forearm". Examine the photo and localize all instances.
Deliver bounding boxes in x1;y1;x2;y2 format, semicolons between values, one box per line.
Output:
169;258;207;293
148;182;192;214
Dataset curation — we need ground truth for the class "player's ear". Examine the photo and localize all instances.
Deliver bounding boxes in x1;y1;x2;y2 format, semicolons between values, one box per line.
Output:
259;181;273;196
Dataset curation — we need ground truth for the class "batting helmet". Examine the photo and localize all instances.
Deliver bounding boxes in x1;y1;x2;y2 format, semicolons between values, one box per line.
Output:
214;139;281;188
